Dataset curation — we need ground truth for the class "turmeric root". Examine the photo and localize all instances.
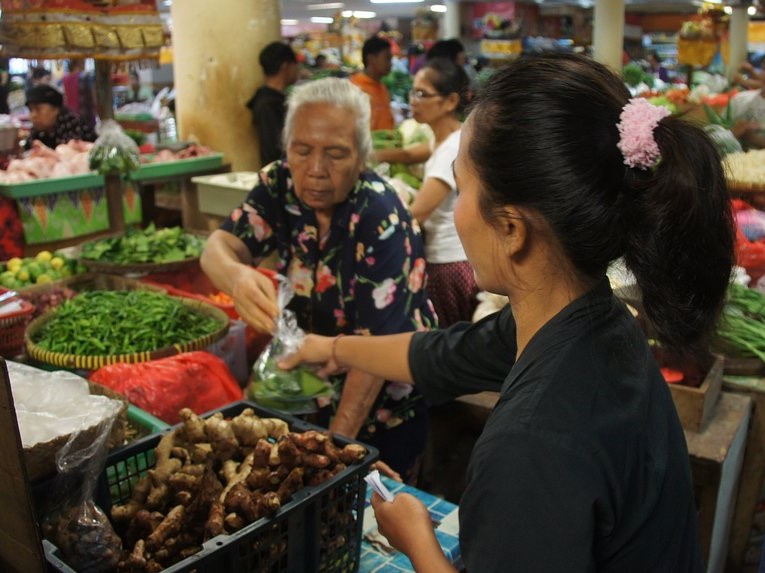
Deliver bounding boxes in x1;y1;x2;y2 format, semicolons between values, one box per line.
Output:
205;501;225;539
204;412;239;459
276;467;305;502
245;467;270;490
178;408;206;443
224;512;246;532
112;475;152;523
219;452;254;501
287;430;327;452
252;438;273;468
145;505;185;550
339;443;367;464
224;482;260;522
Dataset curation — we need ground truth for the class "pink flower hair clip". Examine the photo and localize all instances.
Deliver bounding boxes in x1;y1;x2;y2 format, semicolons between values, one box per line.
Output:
617;98;671;170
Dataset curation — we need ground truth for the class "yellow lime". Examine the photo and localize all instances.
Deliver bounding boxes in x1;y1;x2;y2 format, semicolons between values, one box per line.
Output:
35;273;52;285
16;269;30;283
35;250;53;263
50;256;65;270
60;267;72;278
7;258;22;273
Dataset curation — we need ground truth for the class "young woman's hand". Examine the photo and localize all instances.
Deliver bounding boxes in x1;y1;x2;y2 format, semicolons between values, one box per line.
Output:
371;492;455;572
277;333;342;377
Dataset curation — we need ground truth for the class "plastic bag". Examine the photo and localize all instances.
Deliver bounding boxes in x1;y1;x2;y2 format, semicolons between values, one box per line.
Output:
88;119;141;174
89;351;243;424
247;275;333;413
40;387;123;573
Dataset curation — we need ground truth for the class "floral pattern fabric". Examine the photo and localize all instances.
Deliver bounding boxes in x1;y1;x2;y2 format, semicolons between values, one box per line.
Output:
222;160;437;435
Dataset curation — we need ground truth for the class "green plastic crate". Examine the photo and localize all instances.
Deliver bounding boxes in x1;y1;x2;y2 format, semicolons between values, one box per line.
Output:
131;153;225;181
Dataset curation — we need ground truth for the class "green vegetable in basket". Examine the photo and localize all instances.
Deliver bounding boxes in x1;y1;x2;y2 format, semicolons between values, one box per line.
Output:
715;283;765;361
32;290;224;356
80;223;206;264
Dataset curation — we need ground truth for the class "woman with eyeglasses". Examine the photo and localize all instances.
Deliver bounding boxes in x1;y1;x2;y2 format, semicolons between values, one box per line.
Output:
404;57;478;326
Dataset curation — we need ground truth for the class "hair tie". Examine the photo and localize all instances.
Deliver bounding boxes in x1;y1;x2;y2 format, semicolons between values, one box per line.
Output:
617;98;671;170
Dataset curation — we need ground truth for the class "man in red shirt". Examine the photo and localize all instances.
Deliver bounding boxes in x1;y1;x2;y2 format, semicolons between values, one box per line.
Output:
350;36;394;130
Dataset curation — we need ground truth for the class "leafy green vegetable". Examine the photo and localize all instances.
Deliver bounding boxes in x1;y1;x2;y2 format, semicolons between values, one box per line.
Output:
80;223;205;264
716;283;765;361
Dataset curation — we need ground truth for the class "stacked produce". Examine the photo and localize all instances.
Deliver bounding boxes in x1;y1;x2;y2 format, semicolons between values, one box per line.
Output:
723;150;765;187
80;224;206;265
0;250;85;289
716;283;765;362
31;290;224;356
103;407;367;572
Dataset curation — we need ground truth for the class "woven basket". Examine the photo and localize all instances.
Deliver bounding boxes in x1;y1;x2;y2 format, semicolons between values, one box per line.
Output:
24;296;229;370
0;289;35;358
80;256;200;277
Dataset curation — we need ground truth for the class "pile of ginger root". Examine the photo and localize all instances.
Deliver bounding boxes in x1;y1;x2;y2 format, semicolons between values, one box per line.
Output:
111;407;367;573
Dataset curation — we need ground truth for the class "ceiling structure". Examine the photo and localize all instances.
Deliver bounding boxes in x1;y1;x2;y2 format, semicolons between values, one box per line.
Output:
159;1;761;33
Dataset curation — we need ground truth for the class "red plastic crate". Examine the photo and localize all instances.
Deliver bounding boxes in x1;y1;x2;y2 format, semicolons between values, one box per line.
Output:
0;287;35;358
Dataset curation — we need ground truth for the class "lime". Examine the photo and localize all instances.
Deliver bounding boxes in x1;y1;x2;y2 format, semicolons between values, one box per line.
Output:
15;269;30;283
35;250;53;263
0;271;15;288
50;256;65;271
7;257;22;273
35;273;53;285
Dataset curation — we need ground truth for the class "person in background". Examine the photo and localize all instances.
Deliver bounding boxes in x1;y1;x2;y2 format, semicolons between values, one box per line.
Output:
314;54;328;70
61;59;96;129
24;85;97;150
201;78;437;482
405;57;477;326
646;50;669;83
125;69;153;104
247;41;299;167
730;62;765;150
29;67;52;88
427;38;478;94
280;52;733;572
350;36;395;131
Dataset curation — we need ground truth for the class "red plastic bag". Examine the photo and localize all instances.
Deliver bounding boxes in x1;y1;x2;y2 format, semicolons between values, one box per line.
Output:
89;351;243;424
735;227;765;285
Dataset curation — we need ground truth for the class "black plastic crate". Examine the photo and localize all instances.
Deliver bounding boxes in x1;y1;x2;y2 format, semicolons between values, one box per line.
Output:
43;400;379;573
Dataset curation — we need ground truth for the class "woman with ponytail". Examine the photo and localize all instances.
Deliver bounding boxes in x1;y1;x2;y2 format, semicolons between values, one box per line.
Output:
281;52;733;572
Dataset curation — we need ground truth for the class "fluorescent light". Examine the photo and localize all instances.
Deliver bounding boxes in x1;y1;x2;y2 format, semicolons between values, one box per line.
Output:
430;4;447;12
341;9;376;17
281;19;299;25
310;16;334;23
749;6;757;16
724;6;733;14
370;0;423;4
307;2;344;9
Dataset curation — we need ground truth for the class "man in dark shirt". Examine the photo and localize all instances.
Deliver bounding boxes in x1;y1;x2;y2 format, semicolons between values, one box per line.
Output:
24;85;96;150
246;41;299;167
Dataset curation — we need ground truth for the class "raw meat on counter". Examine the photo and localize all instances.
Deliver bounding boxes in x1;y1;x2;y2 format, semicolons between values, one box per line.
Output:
142;143;213;164
0;140;93;183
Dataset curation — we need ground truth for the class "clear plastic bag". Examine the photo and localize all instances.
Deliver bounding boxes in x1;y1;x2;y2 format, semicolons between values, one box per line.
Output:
247;275;333;413
41;397;123;572
88;119;140;175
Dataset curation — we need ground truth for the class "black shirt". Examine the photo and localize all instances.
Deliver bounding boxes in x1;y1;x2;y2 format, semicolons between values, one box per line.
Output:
246;85;286;166
409;279;703;573
25;107;97;150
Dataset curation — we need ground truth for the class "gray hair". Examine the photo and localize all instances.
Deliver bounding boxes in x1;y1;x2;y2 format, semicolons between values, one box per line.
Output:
283;78;373;164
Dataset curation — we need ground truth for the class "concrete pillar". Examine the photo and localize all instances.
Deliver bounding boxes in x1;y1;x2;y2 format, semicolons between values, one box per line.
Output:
171;0;281;171
727;6;749;82
442;1;460;40
592;0;625;72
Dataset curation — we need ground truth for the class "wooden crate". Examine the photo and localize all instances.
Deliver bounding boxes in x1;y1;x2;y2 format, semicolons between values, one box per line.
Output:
668;355;725;433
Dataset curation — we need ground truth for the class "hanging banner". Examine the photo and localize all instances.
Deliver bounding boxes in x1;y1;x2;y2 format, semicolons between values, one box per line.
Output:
0;0;165;61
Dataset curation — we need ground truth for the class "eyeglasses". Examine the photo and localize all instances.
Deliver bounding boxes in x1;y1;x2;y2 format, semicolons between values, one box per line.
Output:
408;89;442;101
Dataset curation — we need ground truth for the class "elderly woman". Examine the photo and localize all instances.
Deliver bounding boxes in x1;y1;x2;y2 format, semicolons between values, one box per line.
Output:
24;85;96;150
201;77;437;480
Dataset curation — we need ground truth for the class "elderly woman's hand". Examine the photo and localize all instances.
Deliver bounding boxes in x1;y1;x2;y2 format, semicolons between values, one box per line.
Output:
230;264;280;333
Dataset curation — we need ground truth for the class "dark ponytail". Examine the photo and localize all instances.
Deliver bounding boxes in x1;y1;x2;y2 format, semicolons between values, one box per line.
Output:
623;117;734;353
468;52;734;355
